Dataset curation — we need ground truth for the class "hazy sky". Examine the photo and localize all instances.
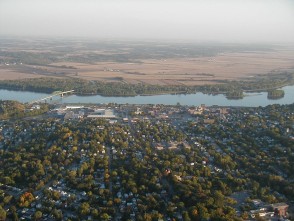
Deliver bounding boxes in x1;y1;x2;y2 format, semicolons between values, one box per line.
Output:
1;0;294;43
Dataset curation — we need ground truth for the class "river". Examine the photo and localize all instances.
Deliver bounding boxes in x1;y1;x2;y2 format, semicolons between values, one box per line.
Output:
0;86;293;107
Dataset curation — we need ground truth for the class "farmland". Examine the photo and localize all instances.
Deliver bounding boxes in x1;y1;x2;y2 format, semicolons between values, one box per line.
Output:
1;38;294;86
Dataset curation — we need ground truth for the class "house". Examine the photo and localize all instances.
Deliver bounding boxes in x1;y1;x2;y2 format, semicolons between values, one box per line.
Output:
31;105;40;110
271;202;289;217
155;144;164;150
204;119;215;124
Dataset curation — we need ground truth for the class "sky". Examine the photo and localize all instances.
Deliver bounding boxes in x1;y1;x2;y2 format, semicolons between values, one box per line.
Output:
1;0;294;43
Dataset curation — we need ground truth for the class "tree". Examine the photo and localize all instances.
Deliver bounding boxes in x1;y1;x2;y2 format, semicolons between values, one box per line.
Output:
183;211;191;221
34;211;42;220
0;206;6;221
52;209;63;220
92;209;99;219
10;206;19;221
79;202;90;216
100;213;111;221
197;204;210;220
3;195;12;204
19;192;34;207
189;206;198;219
214;190;225;207
143;213;152;221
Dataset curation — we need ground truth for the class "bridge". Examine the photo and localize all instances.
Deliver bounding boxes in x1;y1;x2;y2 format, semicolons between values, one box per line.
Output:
29;90;75;104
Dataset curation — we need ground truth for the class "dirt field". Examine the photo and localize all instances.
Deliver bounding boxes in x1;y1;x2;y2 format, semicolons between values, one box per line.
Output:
0;68;39;80
1;49;294;85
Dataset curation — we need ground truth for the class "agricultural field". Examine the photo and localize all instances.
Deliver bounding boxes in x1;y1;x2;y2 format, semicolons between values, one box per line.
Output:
51;50;294;85
1;38;294;85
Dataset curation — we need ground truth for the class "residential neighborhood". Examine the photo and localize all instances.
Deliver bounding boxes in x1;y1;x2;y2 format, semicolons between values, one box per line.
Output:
0;102;293;220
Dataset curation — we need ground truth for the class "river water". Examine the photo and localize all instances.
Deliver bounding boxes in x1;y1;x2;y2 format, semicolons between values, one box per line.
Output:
0;85;293;107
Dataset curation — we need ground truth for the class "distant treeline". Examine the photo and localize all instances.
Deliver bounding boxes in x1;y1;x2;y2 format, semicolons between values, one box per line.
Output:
0;78;193;96
197;72;294;93
0;72;293;97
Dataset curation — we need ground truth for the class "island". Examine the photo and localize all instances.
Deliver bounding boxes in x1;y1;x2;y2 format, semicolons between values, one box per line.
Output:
267;89;285;99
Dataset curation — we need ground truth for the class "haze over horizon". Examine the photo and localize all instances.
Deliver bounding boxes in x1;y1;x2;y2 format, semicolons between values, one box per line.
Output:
1;0;294;43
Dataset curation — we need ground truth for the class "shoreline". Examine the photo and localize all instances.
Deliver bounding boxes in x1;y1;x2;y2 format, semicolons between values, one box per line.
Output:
0;84;293;98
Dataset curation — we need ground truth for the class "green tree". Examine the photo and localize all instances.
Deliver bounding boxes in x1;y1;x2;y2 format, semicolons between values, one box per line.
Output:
0;206;6;221
79;202;90;216
183;211;191;221
100;213;110;220
34;211;42;220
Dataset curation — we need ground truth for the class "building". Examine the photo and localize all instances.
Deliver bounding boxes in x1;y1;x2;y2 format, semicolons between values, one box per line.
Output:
271;203;289;217
204;119;215;124
87;109;116;119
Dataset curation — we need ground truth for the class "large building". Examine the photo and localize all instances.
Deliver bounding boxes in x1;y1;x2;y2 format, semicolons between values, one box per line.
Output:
87;109;116;119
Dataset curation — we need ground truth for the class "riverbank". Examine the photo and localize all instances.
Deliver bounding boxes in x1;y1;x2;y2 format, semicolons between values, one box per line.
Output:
0;85;293;107
0;72;293;98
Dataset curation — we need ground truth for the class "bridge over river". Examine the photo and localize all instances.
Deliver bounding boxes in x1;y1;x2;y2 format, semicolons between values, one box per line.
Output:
29;90;75;104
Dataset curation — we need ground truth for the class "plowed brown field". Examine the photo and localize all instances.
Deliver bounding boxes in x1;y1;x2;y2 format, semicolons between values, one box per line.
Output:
1;50;294;85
